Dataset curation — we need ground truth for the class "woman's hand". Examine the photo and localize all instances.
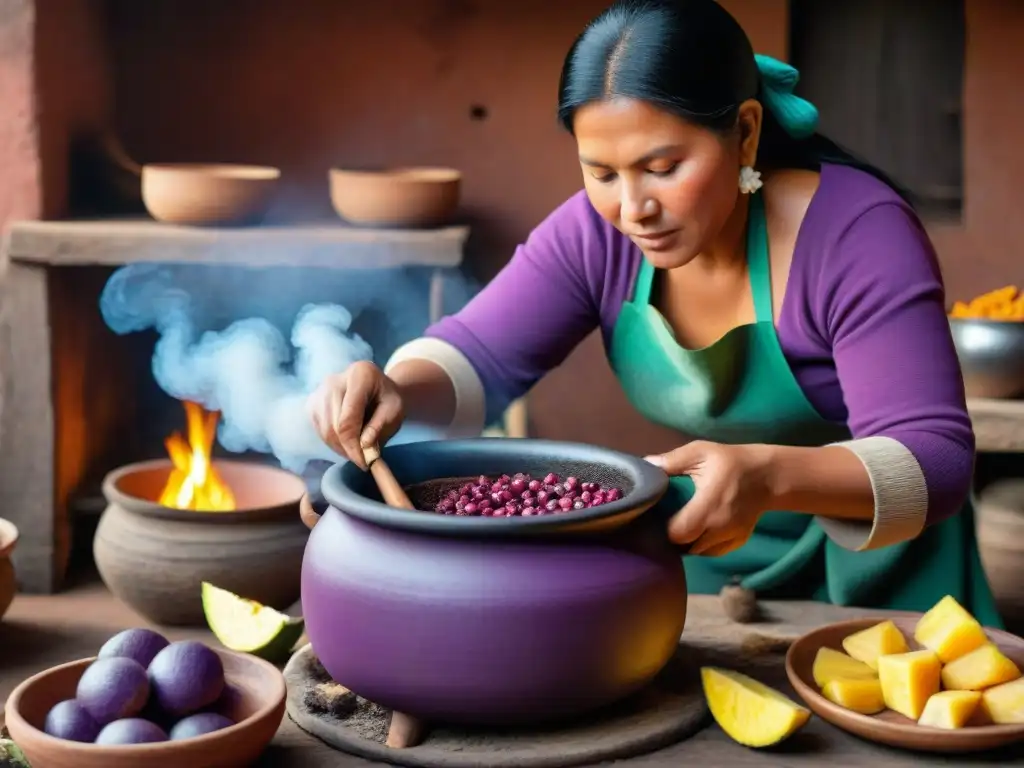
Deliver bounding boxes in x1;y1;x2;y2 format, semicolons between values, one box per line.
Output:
645;441;776;556
306;361;405;470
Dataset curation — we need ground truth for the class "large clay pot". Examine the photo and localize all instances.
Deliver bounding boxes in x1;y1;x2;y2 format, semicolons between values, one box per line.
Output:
976;480;1024;632
94;459;309;626
301;438;685;726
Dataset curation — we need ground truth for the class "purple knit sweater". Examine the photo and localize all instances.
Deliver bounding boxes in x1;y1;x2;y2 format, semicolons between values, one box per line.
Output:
426;164;975;526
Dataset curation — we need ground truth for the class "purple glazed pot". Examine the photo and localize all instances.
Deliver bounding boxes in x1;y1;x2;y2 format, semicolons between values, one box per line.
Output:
300;438;686;725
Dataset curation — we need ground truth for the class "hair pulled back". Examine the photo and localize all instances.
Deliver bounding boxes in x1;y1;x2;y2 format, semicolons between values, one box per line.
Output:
557;0;906;197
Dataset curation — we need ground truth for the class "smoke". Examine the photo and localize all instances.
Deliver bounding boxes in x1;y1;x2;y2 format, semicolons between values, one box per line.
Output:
99;263;446;472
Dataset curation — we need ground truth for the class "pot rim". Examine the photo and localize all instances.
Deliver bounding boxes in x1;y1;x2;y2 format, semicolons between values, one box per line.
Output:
320;437;669;538
328;166;461;184
142;163;282;180
0;517;18;557
948;317;1024;328
102;458;306;523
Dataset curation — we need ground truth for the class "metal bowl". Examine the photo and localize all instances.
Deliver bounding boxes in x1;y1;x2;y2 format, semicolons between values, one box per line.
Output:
950;318;1024;399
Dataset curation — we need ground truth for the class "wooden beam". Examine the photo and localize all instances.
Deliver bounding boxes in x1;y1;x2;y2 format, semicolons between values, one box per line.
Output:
6;219;469;269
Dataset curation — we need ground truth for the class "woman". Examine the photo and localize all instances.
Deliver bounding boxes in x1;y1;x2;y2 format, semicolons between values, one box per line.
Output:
308;0;999;623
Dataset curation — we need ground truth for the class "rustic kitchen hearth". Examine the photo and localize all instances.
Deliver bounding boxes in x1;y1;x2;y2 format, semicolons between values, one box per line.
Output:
0;218;471;594
0;0;1023;634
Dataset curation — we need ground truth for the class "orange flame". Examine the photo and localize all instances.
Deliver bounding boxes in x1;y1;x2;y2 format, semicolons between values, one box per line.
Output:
158;401;237;512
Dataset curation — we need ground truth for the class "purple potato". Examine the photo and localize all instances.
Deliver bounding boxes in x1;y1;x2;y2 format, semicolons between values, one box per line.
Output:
42;699;101;743
98;628;170;668
95;718;168;745
148;641;225;717
75;657;150;726
168;712;235;740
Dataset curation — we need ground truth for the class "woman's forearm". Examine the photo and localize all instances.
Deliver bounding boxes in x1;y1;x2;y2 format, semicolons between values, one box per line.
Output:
383;338;488;436
761;444;875;521
387;358;457;427
759;438;930;551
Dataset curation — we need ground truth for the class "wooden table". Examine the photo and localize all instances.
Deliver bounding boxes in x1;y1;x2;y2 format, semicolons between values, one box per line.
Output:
0;577;1019;767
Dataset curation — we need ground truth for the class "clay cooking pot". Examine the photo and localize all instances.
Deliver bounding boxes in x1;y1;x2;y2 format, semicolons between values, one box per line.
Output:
94;459;309;626
301;438;686;725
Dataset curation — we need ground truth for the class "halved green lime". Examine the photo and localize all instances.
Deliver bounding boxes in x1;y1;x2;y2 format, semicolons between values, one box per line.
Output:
201;582;304;664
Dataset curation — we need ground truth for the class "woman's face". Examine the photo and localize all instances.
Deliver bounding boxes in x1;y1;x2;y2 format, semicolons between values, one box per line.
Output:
573;97;759;269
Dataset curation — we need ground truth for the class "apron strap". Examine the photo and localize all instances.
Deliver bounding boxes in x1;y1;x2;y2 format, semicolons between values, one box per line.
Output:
633;192;771;317
746;192;775;324
633;256;655;306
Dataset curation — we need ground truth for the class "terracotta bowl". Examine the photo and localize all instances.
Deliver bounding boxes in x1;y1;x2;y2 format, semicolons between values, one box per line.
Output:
93;459;309;626
141;163;281;226
5;648;286;768
328;166;461;228
786;615;1024;753
0;516;18;621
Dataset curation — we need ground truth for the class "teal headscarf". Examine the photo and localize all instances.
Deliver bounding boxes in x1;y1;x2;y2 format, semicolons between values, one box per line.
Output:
754;54;819;140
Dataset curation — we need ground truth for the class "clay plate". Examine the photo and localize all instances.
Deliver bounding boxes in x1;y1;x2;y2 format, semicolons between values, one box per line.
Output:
786;615;1024;753
5;648;286;768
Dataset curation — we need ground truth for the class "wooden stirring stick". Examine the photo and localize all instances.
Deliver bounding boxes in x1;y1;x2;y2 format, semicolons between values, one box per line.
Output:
360;444;428;749
362;444;416;510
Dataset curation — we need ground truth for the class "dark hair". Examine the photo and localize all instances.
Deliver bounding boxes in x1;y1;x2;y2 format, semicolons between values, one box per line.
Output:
557;0;909;200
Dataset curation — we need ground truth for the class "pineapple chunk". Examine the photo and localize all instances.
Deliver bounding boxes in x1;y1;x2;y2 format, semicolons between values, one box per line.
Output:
877;650;942;720
979;677;1024;724
700;667;810;748
821;677;886;715
913;595;988;663
812;647;877;688
941;643;1021;691
918;690;982;729
841;620;909;670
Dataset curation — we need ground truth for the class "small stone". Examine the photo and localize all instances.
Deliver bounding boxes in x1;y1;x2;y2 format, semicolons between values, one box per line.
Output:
720;578;760;624
304;682;358;718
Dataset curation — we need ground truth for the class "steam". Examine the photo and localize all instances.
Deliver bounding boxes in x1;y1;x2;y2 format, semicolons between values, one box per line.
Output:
99;263;442;472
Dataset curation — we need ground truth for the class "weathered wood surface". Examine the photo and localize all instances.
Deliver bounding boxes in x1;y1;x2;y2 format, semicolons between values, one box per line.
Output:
968;398;1024;453
6;219;469;269
0;218;469;594
1;582;1019;766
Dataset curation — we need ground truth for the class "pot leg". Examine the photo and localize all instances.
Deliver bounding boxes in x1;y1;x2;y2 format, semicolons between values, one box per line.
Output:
386;711;427;748
299;493;321;530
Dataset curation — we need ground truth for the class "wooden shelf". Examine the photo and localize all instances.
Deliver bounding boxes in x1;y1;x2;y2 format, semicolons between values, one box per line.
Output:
5;218;470;269
968;398;1024;452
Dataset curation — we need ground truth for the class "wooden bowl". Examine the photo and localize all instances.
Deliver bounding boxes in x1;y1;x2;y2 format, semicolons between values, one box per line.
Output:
786;616;1024;753
328;166;461;228
141;163;281;226
5;648;286;768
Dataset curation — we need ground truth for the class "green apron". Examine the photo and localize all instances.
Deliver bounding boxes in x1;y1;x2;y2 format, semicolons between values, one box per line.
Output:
608;191;1002;627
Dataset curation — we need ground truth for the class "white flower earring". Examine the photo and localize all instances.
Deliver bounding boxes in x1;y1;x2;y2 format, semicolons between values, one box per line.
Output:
739;166;763;195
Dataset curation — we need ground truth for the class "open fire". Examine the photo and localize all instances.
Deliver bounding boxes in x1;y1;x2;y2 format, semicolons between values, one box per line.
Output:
159;401;237;512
